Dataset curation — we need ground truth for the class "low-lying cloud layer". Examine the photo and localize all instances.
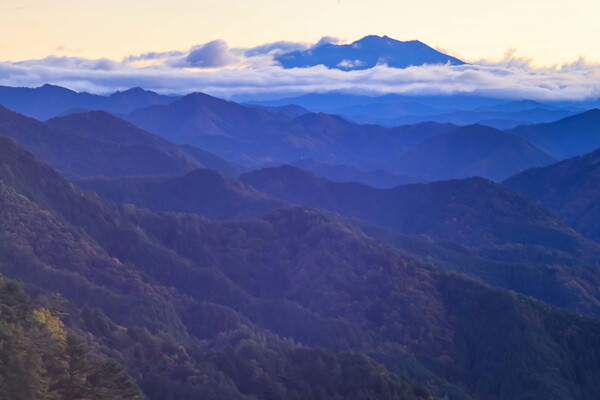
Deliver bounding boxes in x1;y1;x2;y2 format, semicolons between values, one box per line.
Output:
1;38;600;101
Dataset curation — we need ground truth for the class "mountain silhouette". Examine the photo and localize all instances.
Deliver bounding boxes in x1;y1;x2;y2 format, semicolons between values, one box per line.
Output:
508;109;600;159
505;146;600;242
275;35;465;70
391;124;556;180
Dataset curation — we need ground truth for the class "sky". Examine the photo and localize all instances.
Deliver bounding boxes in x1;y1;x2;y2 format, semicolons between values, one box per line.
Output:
1;0;598;65
1;0;600;99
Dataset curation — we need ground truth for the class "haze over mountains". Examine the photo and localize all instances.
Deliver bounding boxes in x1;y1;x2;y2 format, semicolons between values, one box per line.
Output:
0;84;179;120
2;82;600;185
2;35;600;399
252;93;585;130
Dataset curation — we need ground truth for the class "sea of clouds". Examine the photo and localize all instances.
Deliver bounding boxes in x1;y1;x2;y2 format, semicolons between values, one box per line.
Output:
2;38;600;101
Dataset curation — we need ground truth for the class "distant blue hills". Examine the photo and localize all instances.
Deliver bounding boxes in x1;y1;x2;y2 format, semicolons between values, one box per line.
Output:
275;35;466;70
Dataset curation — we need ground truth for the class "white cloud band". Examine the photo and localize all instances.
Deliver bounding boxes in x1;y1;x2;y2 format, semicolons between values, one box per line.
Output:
1;39;599;101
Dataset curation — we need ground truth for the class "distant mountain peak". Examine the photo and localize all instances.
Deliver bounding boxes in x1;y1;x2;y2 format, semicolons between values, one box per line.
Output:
38;83;77;94
110;87;155;96
354;35;420;46
48;109;140;129
184;91;221;101
275;35;464;70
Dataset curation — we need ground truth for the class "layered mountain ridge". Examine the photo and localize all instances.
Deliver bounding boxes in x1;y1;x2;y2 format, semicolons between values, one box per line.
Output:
4;128;600;399
3;78;600;400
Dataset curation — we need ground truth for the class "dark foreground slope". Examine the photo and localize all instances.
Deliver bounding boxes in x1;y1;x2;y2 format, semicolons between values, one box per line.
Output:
2;136;600;399
0;276;143;400
505;146;600;242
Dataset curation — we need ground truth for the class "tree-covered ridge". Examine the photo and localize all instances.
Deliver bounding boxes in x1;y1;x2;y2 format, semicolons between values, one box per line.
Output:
46;110;245;176
241;166;576;247
238;165;600;317
0;276;142;400
3;135;600;399
505;146;600;243
0;105;242;179
0;135;437;399
239;165;600;264
77;158;600;316
78;167;284;220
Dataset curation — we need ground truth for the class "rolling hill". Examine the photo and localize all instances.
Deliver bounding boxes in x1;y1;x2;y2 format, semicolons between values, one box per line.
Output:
390;124;556;180
0;84;178;120
240;165;600;314
125;92;458;169
504;146;600;242
239;165;597;258
125;93;408;166
0;106;242;178
80;161;600;318
289;158;422;188
78;168;284;220
508;109;600;159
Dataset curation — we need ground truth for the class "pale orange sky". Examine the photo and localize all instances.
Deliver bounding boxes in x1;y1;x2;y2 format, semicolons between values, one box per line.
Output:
0;0;598;66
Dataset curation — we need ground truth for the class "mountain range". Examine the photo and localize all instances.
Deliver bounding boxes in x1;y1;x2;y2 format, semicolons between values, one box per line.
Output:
275;35;465;70
79;159;600;318
0;106;242;178
505;145;600;242
2;85;597;183
3;132;600;400
124;93;423;167
238;164;600;315
3;77;600;400
508;109;600;159
389;124;556;181
122;91;565;180
250;93;586;129
78;168;283;220
0;84;178;120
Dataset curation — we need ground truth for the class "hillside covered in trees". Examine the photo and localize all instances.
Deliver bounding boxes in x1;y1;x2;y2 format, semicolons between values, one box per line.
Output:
505;146;600;243
0;276;143;400
2;135;600;400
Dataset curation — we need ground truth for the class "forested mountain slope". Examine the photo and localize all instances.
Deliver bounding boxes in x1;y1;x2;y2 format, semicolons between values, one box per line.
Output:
0;106;242;178
2;136;600;399
0;276;143;400
505;146;600;242
240;165;600;316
